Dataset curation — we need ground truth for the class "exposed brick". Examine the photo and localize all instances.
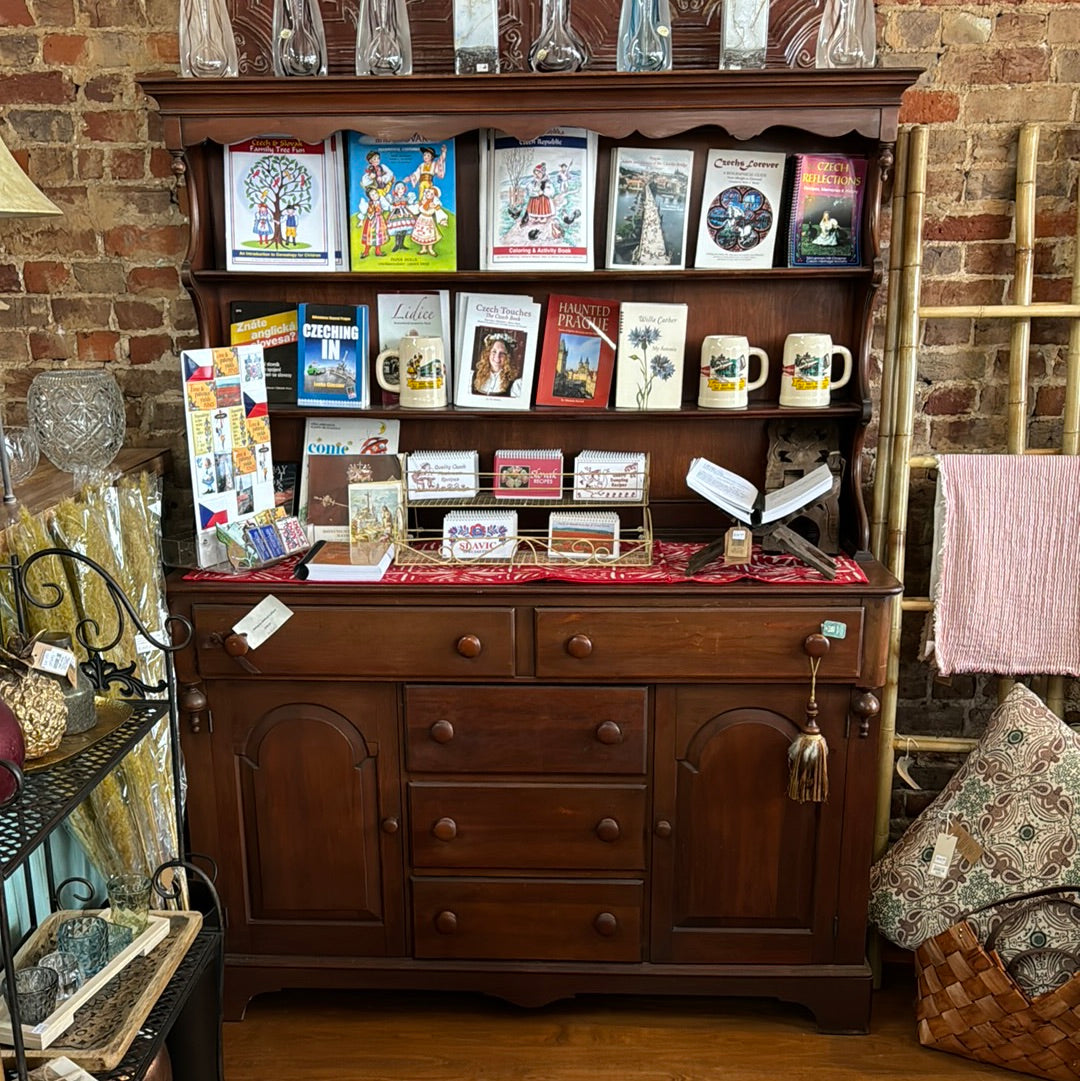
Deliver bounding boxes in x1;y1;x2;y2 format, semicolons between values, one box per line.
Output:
924;384;977;415
1036;385;1066;417
148;147;174;179
28;330;69;361
924;213;1014;242
107;148;145;179
81;110;143;143
923;321;971;347
50;296;112;326
127;333;172;366
29;146;74;185
1035;209;1077;238
103;224;187;258
76;330;120;362
942;12;991;44
125;266;179;295
86;0;146;27
113;298;162;331
4;108;73;143
964;242;1013;276
0;35;39;67
0;264;22;293
1048;10;1080;43
938;46;1051;88
71;262;126;293
82;74;127;104
1034;277;1074;303
23;261;72;293
42;33;87;66
922;277;1007;307
76;148;105;179
0;71;72;106
32;0;75;23
899;88;960;125
965;86;1074;124
0;0;32;25
146;32;179;64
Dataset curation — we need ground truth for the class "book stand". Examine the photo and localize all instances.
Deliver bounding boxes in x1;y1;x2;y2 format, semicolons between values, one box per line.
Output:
685;515;839;579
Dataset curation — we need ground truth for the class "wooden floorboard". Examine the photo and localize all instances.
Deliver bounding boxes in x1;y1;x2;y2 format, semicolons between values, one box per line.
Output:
223;970;1007;1080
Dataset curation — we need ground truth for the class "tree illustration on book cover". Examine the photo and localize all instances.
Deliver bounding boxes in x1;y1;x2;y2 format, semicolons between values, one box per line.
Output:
241;154;315;251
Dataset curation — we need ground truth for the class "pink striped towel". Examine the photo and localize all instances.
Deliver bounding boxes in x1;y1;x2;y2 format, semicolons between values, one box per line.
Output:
931;454;1080;676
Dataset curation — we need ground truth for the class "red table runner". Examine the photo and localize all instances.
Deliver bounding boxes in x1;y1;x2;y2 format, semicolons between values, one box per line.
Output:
182;541;869;587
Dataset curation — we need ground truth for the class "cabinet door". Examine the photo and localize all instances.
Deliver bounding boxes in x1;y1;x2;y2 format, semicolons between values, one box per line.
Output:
200;682;405;958
651;684;858;965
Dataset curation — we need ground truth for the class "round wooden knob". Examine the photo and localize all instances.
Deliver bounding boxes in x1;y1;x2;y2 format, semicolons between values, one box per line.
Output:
456;634;482;658
593;912;618;937
430;720;455;743
803;633;830;658
654;819;673;839
380;816;400;834
566;634;593;659
180;686;208;713
223;632;250;658
852;690;881;738
432;817;458;841
595;817;620;843
595;721;623;745
435;910;458;934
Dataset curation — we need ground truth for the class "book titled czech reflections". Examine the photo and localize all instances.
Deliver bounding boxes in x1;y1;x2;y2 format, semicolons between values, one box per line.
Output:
786;153;868;268
297;303;369;408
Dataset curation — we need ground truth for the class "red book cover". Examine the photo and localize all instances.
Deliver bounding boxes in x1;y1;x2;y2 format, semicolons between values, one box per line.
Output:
534;294;619;408
786;154;868;268
492;448;563;498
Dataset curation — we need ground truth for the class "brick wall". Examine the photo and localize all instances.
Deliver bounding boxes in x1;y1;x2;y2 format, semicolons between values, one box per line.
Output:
0;2;1077;816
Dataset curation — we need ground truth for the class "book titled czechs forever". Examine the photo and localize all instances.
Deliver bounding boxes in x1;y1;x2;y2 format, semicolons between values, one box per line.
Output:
786;153;868;268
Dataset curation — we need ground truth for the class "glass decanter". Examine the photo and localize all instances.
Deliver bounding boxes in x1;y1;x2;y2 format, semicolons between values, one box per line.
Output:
616;0;672;72
815;0;875;68
355;0;413;76
272;0;328;77
528;0;590;73
720;0;769;69
178;0;239;77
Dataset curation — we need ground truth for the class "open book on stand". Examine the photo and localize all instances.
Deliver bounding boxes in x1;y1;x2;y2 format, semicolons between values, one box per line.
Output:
685;459;834;526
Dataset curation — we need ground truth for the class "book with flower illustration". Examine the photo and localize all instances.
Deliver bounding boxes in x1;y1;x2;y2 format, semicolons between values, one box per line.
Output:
535;293;619;409
613;301;688;410
786;153;868;268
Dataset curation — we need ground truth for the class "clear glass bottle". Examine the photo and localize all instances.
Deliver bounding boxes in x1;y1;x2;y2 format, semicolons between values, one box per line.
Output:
616;0;672;73
528;0;590;73
178;0;239;77
815;0;875;68
355;0;413;76
272;0;328;77
720;0;769;69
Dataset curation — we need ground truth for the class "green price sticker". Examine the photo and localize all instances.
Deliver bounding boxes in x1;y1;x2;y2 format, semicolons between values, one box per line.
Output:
821;620;847;640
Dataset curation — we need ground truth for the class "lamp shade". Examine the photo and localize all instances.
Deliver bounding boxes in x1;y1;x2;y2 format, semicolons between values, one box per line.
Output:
0;135;61;218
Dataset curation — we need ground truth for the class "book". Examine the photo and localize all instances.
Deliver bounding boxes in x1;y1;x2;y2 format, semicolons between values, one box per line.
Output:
606;146;693;270
614;301;689;410
441;509;518;561
534;294;619;409
454;292;542;410
297;303;369;409
345;135;457;272
694;148;787;269
229;300;298;404
786;153;868;268
482;127;596;271
348;477;405;552
179;344;276;568
295;539;395;582
685;458;835;526
302;453;403;544
375;290;453;405
328;131;349;272
572;450;647;502
492;448;563;499
406;449;479;500
548;510;620;561
223;136;335;272
297;416;400;540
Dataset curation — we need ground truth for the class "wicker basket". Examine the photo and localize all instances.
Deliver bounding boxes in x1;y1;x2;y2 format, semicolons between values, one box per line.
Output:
915;887;1080;1081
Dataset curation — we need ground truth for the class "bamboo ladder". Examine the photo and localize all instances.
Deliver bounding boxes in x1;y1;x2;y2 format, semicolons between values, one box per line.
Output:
869;122;1080;861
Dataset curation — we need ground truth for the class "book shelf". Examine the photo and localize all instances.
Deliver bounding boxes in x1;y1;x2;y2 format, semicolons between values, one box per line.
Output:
151;68;915;1033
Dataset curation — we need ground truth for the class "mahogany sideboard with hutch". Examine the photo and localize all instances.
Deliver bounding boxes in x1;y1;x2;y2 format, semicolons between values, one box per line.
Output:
148;67;915;1032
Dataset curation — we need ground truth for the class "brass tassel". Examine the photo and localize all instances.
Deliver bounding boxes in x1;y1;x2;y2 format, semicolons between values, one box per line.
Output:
788;656;829;802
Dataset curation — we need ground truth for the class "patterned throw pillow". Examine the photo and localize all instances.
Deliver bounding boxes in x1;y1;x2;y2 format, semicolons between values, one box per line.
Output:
869;685;1080;953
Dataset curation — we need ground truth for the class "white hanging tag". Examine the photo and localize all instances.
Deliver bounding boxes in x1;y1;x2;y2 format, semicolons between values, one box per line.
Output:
928;832;957;878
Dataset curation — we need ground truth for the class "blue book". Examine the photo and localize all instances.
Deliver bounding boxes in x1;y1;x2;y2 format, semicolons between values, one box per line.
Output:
345;134;457;272
297;303;369;409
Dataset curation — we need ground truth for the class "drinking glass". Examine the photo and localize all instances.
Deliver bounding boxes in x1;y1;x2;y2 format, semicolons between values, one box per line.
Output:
56;916;109;981
107;922;134;959
107;873;152;937
2;427;39;487
1;967;58;1025
36;951;82;1002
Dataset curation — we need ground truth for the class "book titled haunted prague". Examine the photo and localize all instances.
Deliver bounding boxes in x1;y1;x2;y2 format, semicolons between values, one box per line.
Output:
786;153;868;268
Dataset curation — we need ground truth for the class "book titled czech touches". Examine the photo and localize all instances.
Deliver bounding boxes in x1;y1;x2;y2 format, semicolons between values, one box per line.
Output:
694;148;787;269
454;292;542;410
535;294;619;409
606;146;693;270
786;153;868;268
297;303;369;408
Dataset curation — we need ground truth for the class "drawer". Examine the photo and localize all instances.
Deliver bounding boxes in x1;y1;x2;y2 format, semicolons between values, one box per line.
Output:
409;783;647;870
412;877;643;961
534;607;865;680
191;605;515;678
405;685;647;774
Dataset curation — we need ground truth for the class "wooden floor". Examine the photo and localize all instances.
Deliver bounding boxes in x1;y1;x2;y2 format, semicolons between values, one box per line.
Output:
222;970;1008;1080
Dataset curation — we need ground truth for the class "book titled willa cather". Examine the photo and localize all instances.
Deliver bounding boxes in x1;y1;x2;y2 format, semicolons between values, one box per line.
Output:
786;153;868;268
297;303;369;408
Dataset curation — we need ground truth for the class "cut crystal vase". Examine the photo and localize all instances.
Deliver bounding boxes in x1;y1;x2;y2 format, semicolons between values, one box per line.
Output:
272;0;328;76
720;0;769;69
816;0;876;68
529;0;590;73
616;0;672;72
356;0;413;75
178;0;239;77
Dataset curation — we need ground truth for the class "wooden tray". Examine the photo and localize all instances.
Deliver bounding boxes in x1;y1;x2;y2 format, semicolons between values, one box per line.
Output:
0;909;202;1071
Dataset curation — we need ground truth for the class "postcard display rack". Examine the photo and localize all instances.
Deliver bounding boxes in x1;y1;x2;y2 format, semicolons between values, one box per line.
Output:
0;549;223;1081
147;67;916;1033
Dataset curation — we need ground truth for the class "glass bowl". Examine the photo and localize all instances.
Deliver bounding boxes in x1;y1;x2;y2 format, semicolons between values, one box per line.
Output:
2;426;39;486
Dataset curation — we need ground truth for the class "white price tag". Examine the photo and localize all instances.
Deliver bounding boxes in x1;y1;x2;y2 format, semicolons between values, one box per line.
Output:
928;831;957;878
232;595;293;650
31;643;76;684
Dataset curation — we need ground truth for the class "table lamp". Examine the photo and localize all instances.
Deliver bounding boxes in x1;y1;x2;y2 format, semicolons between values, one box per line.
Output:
0;133;62;525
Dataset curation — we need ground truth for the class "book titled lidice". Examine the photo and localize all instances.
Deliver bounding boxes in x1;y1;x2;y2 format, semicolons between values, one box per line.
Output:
685;459;835;525
493;449;563;498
